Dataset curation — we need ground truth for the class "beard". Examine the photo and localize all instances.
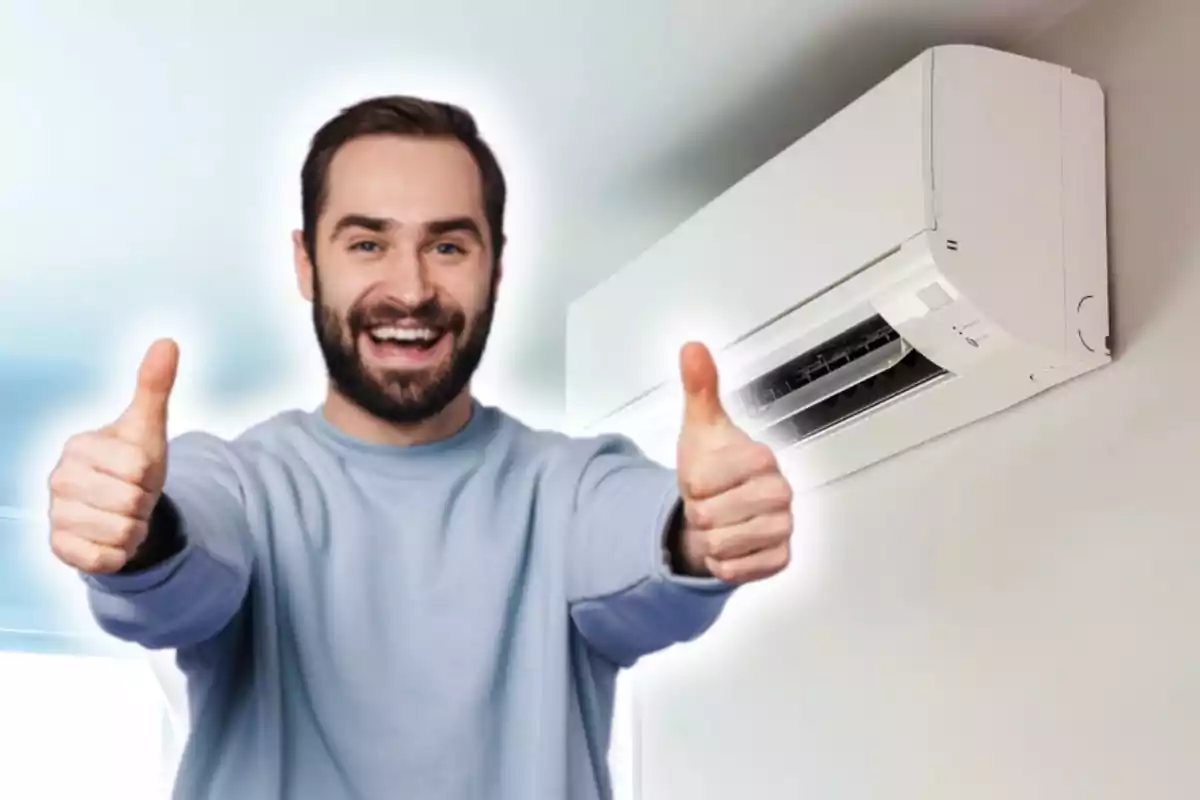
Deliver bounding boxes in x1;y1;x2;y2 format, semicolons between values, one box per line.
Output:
312;268;497;425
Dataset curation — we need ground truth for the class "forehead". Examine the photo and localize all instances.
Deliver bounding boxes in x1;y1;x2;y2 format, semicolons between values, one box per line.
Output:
321;134;485;227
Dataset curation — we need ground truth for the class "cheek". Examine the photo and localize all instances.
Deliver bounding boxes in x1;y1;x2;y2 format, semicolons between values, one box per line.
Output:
441;273;492;318
315;269;367;313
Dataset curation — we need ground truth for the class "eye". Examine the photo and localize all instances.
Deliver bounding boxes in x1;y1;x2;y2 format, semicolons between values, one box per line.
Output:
432;242;465;256
350;241;382;253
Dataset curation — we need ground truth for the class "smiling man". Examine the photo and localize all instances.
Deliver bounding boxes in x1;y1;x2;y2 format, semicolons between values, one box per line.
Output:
46;96;795;800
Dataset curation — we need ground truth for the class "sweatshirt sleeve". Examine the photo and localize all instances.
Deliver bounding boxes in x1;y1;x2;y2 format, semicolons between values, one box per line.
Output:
565;434;736;667
83;431;253;650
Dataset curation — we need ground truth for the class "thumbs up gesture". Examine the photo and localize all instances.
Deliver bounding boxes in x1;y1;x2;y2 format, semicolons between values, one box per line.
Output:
48;339;180;575
674;342;794;584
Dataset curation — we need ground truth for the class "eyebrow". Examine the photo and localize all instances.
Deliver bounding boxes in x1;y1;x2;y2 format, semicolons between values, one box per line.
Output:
330;214;484;245
426;217;484;244
330;214;392;240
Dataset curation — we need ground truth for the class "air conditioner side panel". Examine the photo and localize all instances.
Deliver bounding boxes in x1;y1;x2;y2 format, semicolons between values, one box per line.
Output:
565;52;934;431
1062;72;1111;363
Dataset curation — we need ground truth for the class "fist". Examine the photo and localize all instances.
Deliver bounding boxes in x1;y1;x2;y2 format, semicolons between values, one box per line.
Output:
48;339;180;575
674;342;794;584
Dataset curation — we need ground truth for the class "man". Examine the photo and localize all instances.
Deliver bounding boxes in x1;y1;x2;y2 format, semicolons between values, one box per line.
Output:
47;96;794;799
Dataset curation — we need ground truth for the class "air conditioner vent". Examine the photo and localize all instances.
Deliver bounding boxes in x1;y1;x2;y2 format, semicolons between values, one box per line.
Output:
727;314;950;444
761;348;947;446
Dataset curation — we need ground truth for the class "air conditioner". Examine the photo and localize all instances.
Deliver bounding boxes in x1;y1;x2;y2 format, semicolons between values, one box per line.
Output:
564;44;1110;490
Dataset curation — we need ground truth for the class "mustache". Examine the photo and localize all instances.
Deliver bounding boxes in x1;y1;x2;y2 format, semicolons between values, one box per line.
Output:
347;297;465;334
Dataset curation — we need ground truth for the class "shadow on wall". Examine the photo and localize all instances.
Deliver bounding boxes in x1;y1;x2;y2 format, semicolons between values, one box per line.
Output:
606;16;1009;214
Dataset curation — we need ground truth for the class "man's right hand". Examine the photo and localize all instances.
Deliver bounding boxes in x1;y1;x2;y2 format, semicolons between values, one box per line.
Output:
48;339;180;575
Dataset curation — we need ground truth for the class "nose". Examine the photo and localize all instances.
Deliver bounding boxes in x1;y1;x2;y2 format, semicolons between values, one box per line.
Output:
383;248;435;308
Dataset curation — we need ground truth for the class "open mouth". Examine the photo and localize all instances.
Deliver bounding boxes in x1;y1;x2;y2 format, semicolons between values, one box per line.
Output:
361;324;451;367
367;324;443;350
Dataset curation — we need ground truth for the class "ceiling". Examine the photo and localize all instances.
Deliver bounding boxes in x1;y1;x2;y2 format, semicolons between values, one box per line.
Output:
0;0;1089;427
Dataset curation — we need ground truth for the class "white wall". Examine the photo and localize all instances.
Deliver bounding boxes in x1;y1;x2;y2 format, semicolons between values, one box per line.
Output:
630;0;1200;797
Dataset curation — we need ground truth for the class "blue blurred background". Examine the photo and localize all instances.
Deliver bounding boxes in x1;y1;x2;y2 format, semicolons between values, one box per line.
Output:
0;0;1104;693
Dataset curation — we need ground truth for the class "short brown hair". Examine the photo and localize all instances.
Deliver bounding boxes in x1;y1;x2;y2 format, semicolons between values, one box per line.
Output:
300;95;507;261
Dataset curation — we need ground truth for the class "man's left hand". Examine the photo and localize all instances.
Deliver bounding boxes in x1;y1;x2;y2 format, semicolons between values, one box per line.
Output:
672;342;794;584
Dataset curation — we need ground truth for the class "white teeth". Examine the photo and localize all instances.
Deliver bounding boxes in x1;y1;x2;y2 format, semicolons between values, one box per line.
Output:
370;326;438;342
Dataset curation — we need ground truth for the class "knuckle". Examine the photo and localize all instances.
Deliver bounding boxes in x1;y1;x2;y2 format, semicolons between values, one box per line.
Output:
50;533;111;574
772;547;791;572
62;432;90;457
49;531;71;562
47;501;70;529
115;517;145;549
688;501;713;530
83;549;115;574
751;443;777;472
706;532;731;560
117;489;145;519
126;447;153;481
78;549;103;573
769;476;794;507
47;467;73;496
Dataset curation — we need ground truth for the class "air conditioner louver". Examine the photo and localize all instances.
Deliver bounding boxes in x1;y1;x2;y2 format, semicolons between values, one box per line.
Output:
728;314;950;445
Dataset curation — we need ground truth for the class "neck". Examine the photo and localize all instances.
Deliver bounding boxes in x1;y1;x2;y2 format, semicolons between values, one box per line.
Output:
321;385;475;447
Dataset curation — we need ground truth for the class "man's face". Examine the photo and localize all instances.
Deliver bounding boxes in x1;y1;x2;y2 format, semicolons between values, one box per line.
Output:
295;134;499;425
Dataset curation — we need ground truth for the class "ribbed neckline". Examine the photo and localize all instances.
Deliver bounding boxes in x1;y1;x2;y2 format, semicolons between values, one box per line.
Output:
302;399;502;473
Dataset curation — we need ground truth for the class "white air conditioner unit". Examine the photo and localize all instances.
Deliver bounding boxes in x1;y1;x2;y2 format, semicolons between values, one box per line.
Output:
565;45;1110;489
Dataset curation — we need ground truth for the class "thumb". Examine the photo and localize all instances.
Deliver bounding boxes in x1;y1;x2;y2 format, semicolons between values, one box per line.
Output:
114;338;180;447
680;341;730;431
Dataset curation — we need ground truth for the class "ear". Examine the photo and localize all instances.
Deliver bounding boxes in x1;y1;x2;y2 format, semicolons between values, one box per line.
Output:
292;229;314;302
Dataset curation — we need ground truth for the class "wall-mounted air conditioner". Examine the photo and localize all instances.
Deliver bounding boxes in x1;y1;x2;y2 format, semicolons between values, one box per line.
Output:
565;44;1109;489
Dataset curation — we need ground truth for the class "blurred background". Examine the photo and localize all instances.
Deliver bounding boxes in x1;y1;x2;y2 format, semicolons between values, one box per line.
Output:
4;0;1200;798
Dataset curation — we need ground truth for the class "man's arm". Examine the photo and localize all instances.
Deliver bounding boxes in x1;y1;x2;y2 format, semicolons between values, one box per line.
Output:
565;342;794;667
565;434;736;668
47;339;252;651
83;431;254;650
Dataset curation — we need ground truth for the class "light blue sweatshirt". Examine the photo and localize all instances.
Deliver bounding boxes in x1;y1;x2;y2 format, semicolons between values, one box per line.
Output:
85;401;734;799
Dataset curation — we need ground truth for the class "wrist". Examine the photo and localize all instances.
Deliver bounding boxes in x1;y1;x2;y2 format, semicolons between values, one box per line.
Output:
664;500;710;577
120;493;185;574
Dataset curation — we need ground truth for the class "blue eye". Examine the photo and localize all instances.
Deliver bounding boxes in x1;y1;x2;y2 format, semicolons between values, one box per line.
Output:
351;241;381;253
434;242;463;256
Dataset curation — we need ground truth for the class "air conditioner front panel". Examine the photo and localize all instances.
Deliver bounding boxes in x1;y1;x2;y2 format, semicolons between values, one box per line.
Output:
565;51;935;431
930;45;1067;356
